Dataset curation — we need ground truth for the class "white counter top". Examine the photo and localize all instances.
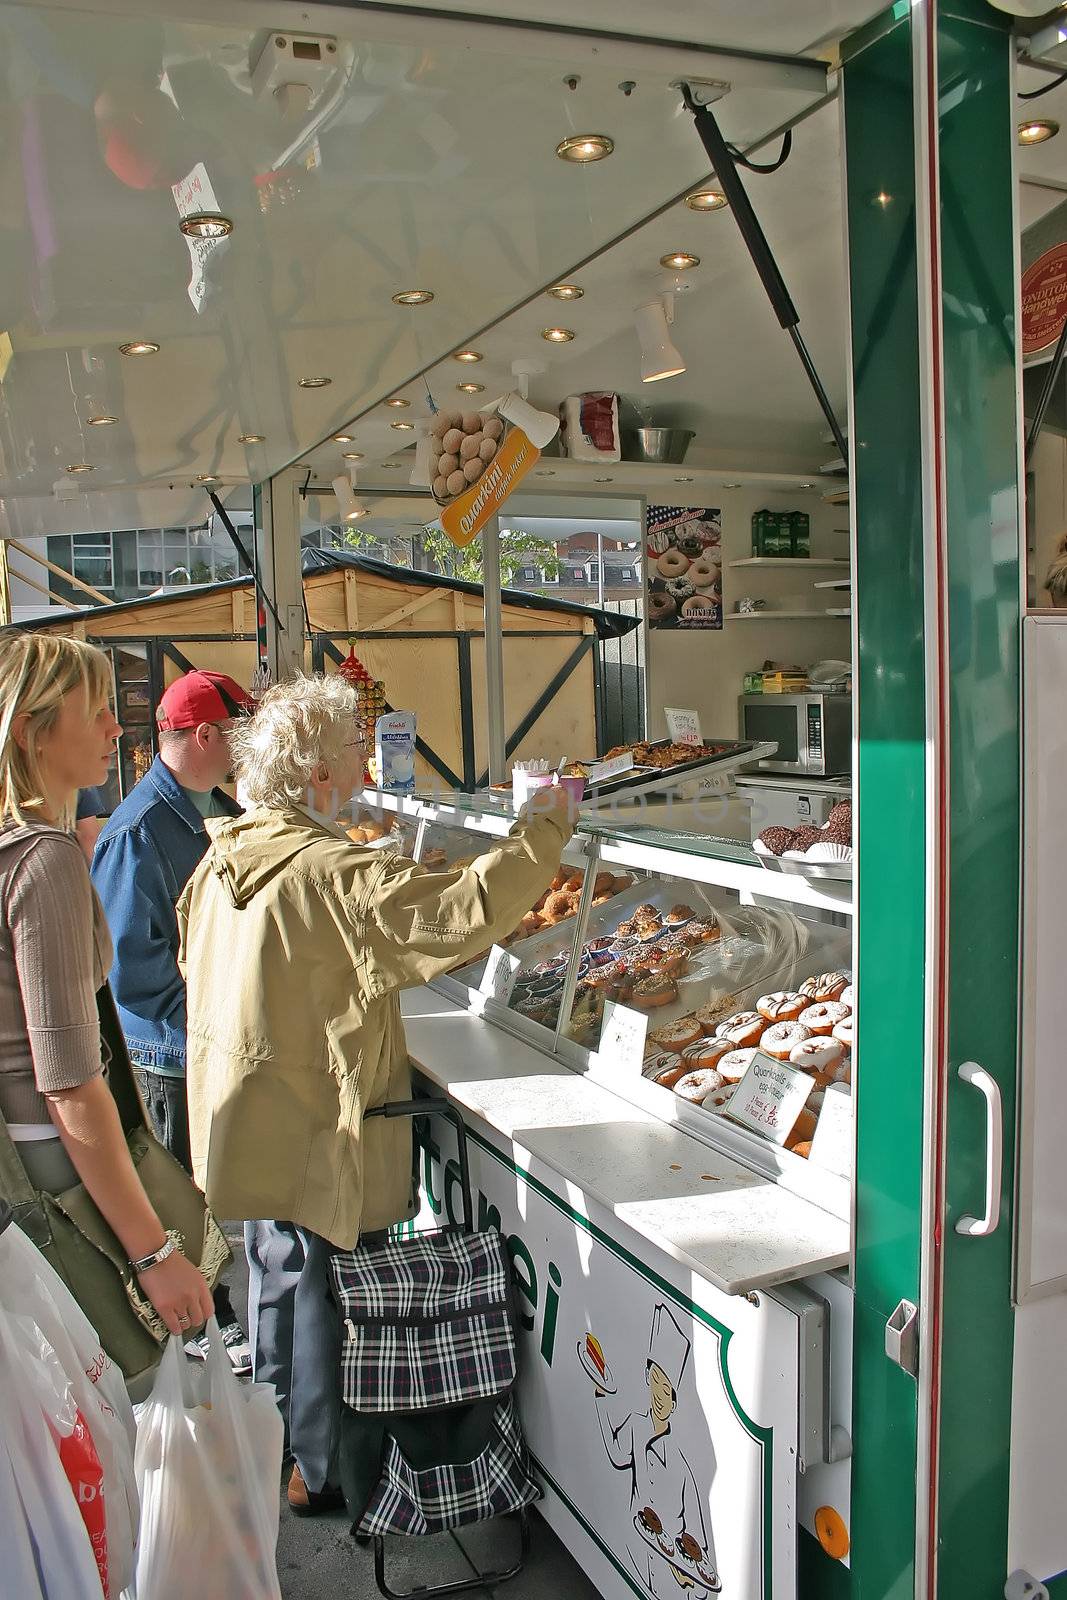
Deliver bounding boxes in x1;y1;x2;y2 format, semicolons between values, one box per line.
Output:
402;987;849;1297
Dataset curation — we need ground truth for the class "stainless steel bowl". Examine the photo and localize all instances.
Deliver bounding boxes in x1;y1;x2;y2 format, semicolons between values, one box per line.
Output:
621;427;695;464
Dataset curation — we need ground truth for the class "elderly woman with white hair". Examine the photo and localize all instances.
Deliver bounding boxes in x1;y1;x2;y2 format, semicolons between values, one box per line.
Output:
178;673;573;1514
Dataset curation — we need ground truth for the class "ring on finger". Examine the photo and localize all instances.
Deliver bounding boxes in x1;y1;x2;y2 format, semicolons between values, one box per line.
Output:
178;1314;191;1328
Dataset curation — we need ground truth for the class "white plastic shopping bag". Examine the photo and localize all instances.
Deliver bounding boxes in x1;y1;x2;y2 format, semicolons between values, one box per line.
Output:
131;1319;283;1600
0;1221;138;1596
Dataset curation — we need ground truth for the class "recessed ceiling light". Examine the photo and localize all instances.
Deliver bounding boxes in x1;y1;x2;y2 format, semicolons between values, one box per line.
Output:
392;289;434;305
535;469;556;477
385;397;410;408
298;376;331;388
333;433;355;443
179;212;234;240
342;451;364;460
547;283;584;301
381;461;402;469
542;327;575;343
1019;118;1058;145
119;340;159;356
390;420;415;430
594;477;613;484
453;350;483;363
799;481;816;489
660;251;700;271
556;133;614;163
457;382;485;394
685;189;728;212
86;414;118;427
237;433;265;444
196;474;219;484
66;462;93;474
675;475;694;483
723;481;742;489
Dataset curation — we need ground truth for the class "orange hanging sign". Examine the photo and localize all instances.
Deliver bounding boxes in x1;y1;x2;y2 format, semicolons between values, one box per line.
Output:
438;426;540;549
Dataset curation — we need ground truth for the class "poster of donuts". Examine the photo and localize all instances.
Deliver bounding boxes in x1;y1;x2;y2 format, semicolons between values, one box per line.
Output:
645;505;723;630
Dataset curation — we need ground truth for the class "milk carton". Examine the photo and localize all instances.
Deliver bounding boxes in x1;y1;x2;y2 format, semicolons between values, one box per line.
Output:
375;712;416;794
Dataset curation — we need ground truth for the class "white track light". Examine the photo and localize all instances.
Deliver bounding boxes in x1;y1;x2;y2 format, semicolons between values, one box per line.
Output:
332;470;368;522
635;294;686;383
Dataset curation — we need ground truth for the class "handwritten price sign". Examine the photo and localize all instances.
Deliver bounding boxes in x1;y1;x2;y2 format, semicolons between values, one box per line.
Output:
479;945;523;1006
591;1002;648;1078
726;1051;813;1146
664;707;703;748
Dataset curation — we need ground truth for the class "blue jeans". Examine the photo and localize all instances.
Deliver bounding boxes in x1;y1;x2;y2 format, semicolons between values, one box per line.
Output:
134;1067;236;1328
244;1220;341;1493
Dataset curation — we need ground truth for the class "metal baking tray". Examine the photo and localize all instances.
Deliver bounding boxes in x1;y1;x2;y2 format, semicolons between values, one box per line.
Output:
577;738;777;801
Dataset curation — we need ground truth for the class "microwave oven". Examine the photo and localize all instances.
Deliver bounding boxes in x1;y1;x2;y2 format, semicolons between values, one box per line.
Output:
738;692;852;777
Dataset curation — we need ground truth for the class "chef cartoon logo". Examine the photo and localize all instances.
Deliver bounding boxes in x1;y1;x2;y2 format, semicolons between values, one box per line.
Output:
578;1305;721;1596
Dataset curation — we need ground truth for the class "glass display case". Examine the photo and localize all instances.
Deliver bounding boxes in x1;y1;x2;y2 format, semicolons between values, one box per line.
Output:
354;788;855;1219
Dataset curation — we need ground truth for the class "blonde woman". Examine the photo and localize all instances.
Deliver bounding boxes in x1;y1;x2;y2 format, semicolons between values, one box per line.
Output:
179;673;574;1514
0;631;213;1341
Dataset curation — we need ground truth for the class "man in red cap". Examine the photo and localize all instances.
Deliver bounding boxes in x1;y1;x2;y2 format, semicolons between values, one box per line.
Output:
92;670;255;1372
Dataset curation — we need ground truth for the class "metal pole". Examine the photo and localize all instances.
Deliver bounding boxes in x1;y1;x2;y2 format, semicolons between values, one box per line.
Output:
482;516;507;786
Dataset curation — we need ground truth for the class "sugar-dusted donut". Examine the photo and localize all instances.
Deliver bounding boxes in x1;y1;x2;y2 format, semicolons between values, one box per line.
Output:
631;973;678;1010
688;556;720;589
799;971;850;1003
715;1011;766;1048
761;1021;811;1062
703;1084;735;1115
673;1068;725;1104
756;991;807;1023
657;547;691;579
695;995;740;1033
789;1036;847;1082
832;1017;854;1052
678;1037;732;1072
648;592;677;624
799;1001;850;1037
718;1047;759;1083
839;983;855;1011
649;1017;703;1053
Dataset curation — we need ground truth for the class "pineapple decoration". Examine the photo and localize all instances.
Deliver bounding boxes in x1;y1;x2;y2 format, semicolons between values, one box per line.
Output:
337;640;387;780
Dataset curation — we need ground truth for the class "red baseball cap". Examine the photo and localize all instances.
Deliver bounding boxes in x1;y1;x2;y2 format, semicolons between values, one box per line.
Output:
156;671;255;732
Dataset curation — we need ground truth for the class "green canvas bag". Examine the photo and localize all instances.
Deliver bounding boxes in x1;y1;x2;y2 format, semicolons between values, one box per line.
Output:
0;987;231;1383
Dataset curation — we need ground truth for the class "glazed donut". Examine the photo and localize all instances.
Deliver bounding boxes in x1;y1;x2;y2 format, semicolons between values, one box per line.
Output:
631;974;678;1010
756;991;807;1023
703;1085;735;1115
673;1068;725;1104
649;1017;703;1053
799;971;851;1003
666;576;696;602
832;1017;854;1051
652;1059;693;1090
718;1047;759;1083
799;1001;850;1037
789;1037;847;1082
695;995;740;1033
678;1037;732;1072
839;983;855;1011
761;1021;811;1062
786;1107;819;1151
688;556;719;589
790;1140;813;1160
657;547;691;579
680;594;716;619
715;1011;766;1049
648;592;677;623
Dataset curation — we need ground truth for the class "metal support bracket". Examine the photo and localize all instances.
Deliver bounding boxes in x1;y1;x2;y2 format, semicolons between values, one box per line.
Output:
885;1298;919;1378
670;77;730;108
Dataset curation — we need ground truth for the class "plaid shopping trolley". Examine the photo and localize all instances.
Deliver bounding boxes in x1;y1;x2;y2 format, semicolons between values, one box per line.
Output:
330;1099;537;1600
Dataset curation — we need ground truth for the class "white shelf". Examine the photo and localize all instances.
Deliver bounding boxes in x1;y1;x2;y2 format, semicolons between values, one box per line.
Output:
825;607;852;617
726;609;850;622
728;558;850;570
813;578;852;590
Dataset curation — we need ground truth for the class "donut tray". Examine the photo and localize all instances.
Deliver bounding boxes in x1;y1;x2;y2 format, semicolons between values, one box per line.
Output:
576;738;775;801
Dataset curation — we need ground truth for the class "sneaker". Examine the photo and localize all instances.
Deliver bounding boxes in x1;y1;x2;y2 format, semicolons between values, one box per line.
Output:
183;1322;253;1377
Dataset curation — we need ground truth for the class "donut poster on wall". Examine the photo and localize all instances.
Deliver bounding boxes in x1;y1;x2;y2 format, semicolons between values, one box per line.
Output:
645;506;723;630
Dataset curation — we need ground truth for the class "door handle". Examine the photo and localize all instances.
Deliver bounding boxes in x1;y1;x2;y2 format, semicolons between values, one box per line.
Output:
955;1061;1003;1238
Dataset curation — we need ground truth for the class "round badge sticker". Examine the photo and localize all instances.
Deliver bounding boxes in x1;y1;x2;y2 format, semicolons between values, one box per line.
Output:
1021;242;1067;357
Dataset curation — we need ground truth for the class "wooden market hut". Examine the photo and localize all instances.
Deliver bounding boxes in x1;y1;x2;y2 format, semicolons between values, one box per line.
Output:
20;550;640;798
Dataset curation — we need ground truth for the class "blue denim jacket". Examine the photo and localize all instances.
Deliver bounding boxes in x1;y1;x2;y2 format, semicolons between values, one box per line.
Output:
90;757;240;1077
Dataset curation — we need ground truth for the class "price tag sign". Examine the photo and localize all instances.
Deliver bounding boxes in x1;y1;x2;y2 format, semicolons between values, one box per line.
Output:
808;1084;854;1176
591;1002;648;1078
479;945;522;1006
726;1051;813;1146
588;752;637;785
664;707;703;748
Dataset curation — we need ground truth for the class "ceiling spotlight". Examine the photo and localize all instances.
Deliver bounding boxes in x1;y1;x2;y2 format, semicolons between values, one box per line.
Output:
341;451;364;460
556;133;614;163
457;382;485;394
1019;118;1058;145
86;414;118;427
179;212;234;240
237;433;265;444
453;350;483;363
685;189;728;212
542;327;575;343
381;461;402;469
392;289;434;305
660;251;700;271
800;481;816;489
333;433;354;443
195;473;219;484
298;376;331;388
66;462;94;474
723;481;742;489
594;476;614;483
390;420;415;430
547;283;584;301
119;340;159;356
332;471;368;522
635;294;686;383
674;475;694;483
385;397;410;408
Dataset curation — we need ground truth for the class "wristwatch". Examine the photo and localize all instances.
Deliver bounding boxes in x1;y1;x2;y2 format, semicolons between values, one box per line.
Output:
130;1236;177;1275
